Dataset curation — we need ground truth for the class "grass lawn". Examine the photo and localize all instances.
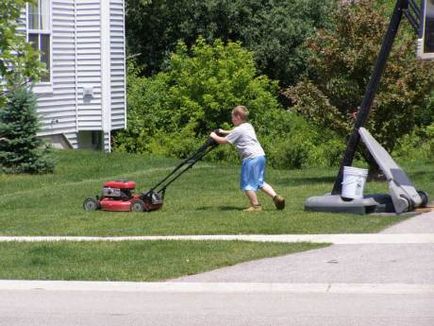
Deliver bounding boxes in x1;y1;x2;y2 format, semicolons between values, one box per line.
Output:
1;149;432;236
0;241;326;281
1;149;432;281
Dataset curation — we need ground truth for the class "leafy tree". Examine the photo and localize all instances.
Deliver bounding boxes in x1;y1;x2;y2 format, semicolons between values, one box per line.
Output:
115;38;344;169
0;87;54;174
126;0;335;86
284;0;434;154
0;0;44;107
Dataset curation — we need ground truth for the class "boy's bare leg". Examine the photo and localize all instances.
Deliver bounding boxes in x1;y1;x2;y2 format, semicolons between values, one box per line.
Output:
261;182;285;210
260;182;277;199
245;190;260;206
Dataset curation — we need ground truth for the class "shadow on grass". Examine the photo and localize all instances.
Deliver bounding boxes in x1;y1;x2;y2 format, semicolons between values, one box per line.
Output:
196;206;243;211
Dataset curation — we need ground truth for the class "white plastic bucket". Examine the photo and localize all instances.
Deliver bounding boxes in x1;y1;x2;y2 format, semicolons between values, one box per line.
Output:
341;166;368;199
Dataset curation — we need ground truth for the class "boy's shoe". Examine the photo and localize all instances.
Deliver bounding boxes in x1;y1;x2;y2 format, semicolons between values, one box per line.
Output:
243;205;262;212
273;195;285;210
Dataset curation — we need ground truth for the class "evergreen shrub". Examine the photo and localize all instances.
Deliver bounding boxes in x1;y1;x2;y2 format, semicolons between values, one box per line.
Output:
0;87;54;174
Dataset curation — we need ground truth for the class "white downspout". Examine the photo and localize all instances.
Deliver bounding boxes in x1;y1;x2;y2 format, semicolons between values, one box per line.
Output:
122;0;127;130
100;0;112;151
74;0;78;135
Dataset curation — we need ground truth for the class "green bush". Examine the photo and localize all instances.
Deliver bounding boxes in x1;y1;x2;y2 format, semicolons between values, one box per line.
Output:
114;38;345;169
0;87;54;174
393;123;434;162
262;113;345;169
115;38;284;155
416;91;434;127
285;0;434;154
394;92;434;162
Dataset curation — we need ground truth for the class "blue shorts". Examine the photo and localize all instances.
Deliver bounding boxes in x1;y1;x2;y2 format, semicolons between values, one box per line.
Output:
240;155;266;191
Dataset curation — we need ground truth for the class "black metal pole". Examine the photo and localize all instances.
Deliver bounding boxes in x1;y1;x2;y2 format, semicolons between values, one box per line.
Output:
331;0;408;194
147;140;218;193
152;145;216;194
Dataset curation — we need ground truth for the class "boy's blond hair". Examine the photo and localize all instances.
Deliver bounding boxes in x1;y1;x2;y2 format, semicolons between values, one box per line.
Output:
232;105;249;121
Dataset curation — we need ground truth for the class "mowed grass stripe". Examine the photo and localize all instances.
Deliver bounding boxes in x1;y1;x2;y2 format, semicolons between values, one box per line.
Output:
0;164;215;202
0;241;328;281
0;150;429;236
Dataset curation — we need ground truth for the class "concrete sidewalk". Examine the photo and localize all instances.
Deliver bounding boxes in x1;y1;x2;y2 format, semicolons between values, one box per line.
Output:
173;210;434;284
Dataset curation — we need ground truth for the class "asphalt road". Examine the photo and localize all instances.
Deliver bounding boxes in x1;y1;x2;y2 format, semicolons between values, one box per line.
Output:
1;282;433;326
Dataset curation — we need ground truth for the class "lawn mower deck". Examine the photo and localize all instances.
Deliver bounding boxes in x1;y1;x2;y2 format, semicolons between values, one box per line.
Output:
83;135;219;212
83;180;163;212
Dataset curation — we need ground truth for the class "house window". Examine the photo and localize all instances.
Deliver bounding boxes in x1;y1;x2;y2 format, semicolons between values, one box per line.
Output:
424;0;434;54
28;0;51;82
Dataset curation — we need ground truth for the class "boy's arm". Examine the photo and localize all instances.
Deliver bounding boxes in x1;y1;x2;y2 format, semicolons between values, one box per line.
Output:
210;131;230;144
217;128;231;136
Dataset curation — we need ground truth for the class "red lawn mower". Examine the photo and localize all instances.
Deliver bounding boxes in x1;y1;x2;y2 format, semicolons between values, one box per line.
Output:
82;135;219;212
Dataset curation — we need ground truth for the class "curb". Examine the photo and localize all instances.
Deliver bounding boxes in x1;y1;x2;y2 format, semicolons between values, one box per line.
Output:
0;280;433;294
0;233;434;244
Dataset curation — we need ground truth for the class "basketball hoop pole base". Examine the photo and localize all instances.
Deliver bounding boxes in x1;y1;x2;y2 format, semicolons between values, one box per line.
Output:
332;0;410;195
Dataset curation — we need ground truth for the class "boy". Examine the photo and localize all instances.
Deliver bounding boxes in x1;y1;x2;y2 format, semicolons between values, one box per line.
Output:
210;105;285;212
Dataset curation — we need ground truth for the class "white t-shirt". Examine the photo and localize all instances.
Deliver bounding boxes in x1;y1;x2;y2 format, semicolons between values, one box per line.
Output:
226;123;265;160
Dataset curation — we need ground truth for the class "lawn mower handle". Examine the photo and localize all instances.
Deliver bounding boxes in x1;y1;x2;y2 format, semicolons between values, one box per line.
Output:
143;130;223;197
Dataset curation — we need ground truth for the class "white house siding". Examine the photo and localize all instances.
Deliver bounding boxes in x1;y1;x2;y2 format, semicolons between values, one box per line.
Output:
110;0;126;131
28;0;126;151
37;0;78;148
76;0;103;131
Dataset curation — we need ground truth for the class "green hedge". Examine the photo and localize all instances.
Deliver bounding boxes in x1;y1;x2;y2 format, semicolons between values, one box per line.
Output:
114;38;344;169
